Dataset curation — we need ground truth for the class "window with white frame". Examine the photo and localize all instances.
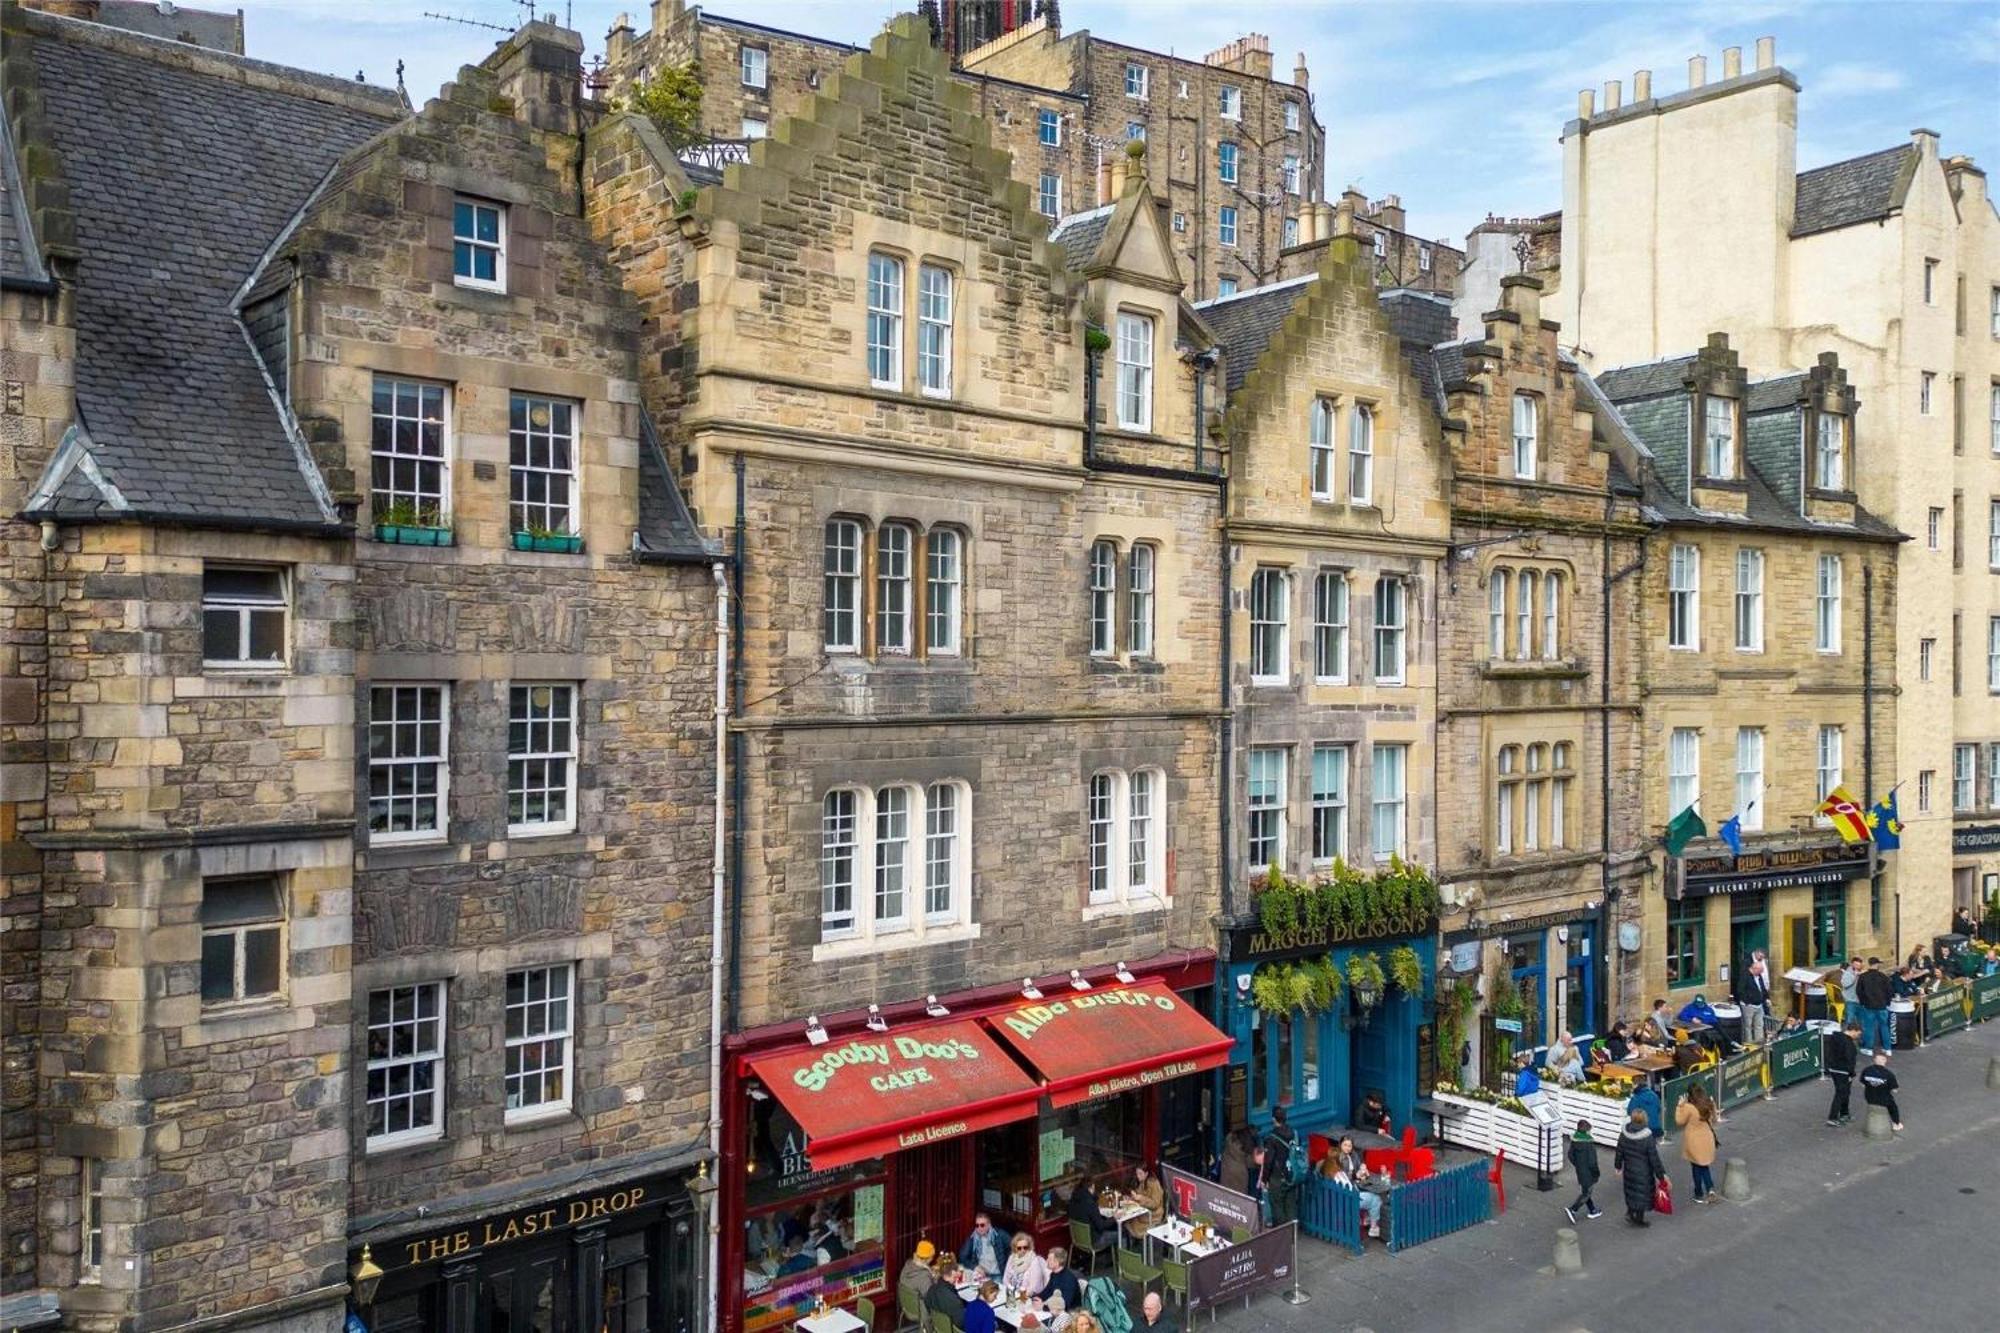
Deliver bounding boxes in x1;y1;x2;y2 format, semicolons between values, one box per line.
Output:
1115;311;1154;430
368;684;448;843
1668;727;1700;818
819;782;969;938
1929;506;1944;550
927;528;962;656
1541;573;1561;660
1495;745;1517;855
1668;543;1700;649
370;375;450;525
1128;544;1156;658
1088;771;1115;898
1247;747;1286;869
1088;769;1167;905
1219;86;1242;119
1126;121;1146;142
1923;257;1939;304
1217;278;1238;298
1373;576;1406;684
1312;569;1347;683
1988;742;2000;807
80;1157;103;1278
740;44;768;88
452;197;505;291
1125;62;1148;98
1734;548;1763;651
1488;570;1509;658
1283;155;1300;195
824;519;862;651
821;789;858;933
1815;412;1847;490
1816;554;1842;653
876;522;914;654
1348;403;1374;504
1920;637;1935;681
1954;743;1976;811
1089;539;1118;657
1920;371;1935;415
366;981;444;1149
1816;725;1843;807
1176;79;1189;99
1037;172;1062;219
1307;397;1337;498
1311;744;1348;863
509;393;577;537
1217;142;1238;185
1918;769;1935;813
1991;384;2000;453
1511;393;1537;478
1523;743;1545;852
1249;568;1289;682
504;963;573;1120
1370;744;1407;860
1219;206;1238;247
1989;615;2000;692
1551;742;1572;848
1372;231;1386;258
1419;246;1432;273
1284;100;1300;132
917;264;953;397
1124;771;1158;898
866;253;904;389
1283;216;1299;247
1038;108;1061;146
1702;395;1736;477
1515;569;1538;661
1992;286;2000;337
873;786;910;927
508;683;577;835
741;117;767;140
202;566;286;667
199;875;283;1005
1735;727;1764;832
1989;498;2000;569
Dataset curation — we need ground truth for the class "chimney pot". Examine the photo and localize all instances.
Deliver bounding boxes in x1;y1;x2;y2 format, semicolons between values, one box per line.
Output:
1688;54;1708;89
1603;79;1621;111
1754;37;1775;71
1634;69;1652;101
1722;46;1742;79
1578;88;1595;118
1294;51;1310;91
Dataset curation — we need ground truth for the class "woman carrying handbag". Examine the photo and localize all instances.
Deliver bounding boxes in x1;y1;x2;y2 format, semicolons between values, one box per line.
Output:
1614;1106;1668;1226
1675;1084;1720;1203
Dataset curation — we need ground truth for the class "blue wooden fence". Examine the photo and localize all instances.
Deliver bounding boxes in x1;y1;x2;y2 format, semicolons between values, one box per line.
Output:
1297;1174;1363;1254
1386;1157;1492;1253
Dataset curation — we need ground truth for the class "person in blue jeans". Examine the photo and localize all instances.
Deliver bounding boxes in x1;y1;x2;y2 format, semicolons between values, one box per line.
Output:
1854;957;1896;1054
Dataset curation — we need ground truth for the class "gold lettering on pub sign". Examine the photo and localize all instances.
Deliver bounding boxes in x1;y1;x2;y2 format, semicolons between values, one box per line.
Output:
397;1185;647;1268
1244;907;1435;958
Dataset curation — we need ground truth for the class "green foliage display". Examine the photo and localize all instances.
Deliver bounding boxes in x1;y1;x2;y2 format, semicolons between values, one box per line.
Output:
620;59;705;149
1252;857;1441;940
1346;952;1386;1008
1248;955;1343;1018
1388;945;1424;996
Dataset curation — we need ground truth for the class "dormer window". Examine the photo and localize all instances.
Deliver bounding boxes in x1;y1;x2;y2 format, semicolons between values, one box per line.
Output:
1511;393;1538;479
1702;396;1736;478
452;197;506;292
1814;411;1848;491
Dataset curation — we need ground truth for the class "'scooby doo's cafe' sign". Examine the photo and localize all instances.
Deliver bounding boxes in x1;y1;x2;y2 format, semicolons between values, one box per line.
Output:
791;1031;988;1095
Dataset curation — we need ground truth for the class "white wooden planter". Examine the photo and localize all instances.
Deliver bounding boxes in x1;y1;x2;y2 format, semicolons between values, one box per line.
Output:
1553;1086;1630;1144
1429;1091;1496;1154
1429;1090;1564;1176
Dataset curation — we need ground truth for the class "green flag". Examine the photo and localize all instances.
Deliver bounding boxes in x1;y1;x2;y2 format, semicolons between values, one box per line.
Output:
1663;805;1706;857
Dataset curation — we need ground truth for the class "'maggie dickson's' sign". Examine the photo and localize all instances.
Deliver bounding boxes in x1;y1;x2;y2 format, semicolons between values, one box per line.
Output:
1187;1221;1295;1310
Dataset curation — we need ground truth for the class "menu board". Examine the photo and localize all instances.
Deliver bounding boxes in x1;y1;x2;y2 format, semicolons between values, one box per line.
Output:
1040;1127;1074;1181
852;1184;884;1243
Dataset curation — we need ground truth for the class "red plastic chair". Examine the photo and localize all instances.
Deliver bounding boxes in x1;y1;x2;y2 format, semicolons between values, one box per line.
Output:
1403;1146;1435;1181
1490;1150;1508;1212
1362;1147;1397;1176
1307;1132;1332;1166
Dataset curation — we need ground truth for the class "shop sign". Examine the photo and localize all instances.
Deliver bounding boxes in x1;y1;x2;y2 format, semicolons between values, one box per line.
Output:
1228;909;1439;962
1163;1164;1260;1236
1716;1049;1767;1109
1953;824;2000;854
1680;844;1869;899
1492;1017;1523;1034
1767;1031;1821;1088
388;1179;656;1270
1187;1221;1295;1310
1973;974;2000;1022
1443;908;1591;944
1924;986;1969;1039
988;980;1235;1109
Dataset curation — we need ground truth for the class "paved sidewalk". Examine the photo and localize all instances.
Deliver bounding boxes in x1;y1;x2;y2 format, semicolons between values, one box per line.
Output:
1198;1021;2000;1332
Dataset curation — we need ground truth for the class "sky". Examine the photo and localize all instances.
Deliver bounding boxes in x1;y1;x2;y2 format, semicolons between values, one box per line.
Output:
236;0;1998;246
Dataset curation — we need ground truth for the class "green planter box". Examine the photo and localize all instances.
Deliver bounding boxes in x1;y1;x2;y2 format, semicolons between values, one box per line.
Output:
375;522;454;547
511;532;584;554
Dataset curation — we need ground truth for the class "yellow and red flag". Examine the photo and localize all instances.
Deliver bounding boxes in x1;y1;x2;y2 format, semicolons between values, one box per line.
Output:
1816;786;1871;844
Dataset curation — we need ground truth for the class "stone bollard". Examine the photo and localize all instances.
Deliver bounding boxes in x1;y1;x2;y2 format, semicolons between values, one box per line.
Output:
1864;1104;1895;1140
1988;1056;2000;1090
1553;1226;1583;1275
1721;1158;1751;1201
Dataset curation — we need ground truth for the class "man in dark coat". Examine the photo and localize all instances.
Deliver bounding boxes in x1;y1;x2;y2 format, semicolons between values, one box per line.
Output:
1260;1105;1302;1225
1612;1107;1667;1226
1824;1021;1861;1126
1564;1120;1603;1224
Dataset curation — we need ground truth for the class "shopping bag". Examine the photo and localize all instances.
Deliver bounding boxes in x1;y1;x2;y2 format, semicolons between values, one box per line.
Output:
1652;1175;1674;1215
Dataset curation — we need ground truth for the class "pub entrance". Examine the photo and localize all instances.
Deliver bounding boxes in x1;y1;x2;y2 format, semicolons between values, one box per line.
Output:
1730;895;1769;997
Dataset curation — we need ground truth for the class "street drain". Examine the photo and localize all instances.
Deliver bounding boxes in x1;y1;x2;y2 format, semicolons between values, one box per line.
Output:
1959;1187;1976;1195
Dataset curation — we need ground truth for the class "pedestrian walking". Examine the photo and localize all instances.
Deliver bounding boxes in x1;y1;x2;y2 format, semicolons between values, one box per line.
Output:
1563;1120;1603;1224
1625;1081;1664;1147
1260;1105;1302;1226
1613;1107;1667;1227
1675;1084;1719;1203
1860;1052;1903;1132
1855;957;1895;1055
1824;1020;1860;1126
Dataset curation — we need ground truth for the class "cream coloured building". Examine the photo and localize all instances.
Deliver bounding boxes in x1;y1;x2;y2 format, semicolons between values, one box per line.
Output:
1550;37;2000;943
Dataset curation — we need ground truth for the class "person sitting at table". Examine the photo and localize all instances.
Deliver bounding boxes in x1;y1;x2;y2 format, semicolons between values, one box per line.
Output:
1676;993;1719;1028
1029;1290;1074;1332
1138;1291;1179;1332
958;1212;1009;1280
1324;1135;1384;1239
900;1240;938;1307
1602;1021;1634;1065
1355;1088;1392;1136
964;1280;1000;1333
1512;1051;1541;1097
1064;1181;1118;1251
1772;1012;1805;1039
1549;1031;1586;1081
1036;1247;1081;1313
774;1235;814;1277
1002;1233;1049;1299
1123;1164;1165;1242
925;1253;969;1330
813;1214;852;1265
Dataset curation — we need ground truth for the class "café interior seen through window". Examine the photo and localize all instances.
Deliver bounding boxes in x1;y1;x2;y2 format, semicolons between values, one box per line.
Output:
741;1085;887;1324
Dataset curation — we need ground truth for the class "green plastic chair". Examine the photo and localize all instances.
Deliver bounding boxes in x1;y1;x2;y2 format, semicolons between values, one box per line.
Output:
1069;1219;1113;1276
930;1310;954;1333
897;1284;924;1332
1161;1257;1190;1310
1229;1224;1252;1245
1116;1245;1163;1294
855;1294;877;1329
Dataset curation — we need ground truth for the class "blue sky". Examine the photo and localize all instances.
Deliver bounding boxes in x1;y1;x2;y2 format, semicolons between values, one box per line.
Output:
240;0;1997;245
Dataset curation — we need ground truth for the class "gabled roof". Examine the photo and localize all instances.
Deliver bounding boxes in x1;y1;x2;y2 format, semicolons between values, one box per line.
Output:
1593;353;1698;402
635;407;719;564
1193;276;1316;395
1048;203;1114;272
11;8;404;527
0;118;52;289
1792;144;1915;238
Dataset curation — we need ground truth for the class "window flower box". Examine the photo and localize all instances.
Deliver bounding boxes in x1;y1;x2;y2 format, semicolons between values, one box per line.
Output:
375;522;454;547
511;531;584;554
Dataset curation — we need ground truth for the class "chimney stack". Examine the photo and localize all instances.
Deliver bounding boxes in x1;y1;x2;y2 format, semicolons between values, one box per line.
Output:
1294;51;1310;91
1602;79;1621;111
486;20;586;134
1577;88;1595;119
1499;274;1544;326
1722;46;1742;79
1633;69;1652;101
1688;54;1707;89
1097;156;1114;207
1754;37;1775;71
607;13;634;64
650;0;683;36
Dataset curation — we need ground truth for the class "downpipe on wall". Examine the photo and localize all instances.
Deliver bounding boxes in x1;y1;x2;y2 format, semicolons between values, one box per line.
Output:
707;560;729;1330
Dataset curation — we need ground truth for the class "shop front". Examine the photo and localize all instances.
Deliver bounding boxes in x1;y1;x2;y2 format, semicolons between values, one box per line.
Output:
353;1166;702;1333
1440;905;1607;1071
1952;824;2000;935
722;951;1222;1333
1217;911;1438;1144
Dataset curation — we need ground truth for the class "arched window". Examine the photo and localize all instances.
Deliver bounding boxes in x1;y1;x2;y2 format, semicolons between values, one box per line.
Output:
1348;404;1374;504
1496;745;1519;855
1128;543;1156;658
1088;540;1118;656
1541;572;1562;660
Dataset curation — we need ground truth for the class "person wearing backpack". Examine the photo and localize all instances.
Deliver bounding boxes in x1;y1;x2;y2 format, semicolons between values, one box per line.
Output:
1260;1105;1303;1225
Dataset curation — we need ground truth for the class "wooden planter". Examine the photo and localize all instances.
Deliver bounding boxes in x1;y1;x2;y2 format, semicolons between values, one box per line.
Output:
1552;1086;1630;1145
1429;1090;1563;1175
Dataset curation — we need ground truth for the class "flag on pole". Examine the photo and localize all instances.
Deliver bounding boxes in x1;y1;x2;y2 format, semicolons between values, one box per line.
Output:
1864;790;1903;852
1664;804;1707;857
1815;786;1871;844
1717;814;1744;858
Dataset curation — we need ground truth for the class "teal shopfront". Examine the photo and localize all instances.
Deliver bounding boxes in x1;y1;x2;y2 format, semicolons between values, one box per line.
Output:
1218;912;1439;1144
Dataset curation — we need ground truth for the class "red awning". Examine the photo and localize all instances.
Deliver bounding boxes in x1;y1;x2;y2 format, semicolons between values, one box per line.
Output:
743;1017;1044;1170
985;980;1235;1108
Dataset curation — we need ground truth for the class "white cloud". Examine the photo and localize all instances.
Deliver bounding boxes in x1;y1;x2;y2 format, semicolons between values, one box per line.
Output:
1812;62;1907;97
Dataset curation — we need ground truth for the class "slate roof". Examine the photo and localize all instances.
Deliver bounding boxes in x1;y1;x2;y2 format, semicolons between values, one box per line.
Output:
1193;276;1315;394
0;119;52;289
1593;354;1697;402
95;0;242;53
16;12;404;527
1792;144;1913;238
1048;204;1114;272
1377;288;1454;349
634;407;719;564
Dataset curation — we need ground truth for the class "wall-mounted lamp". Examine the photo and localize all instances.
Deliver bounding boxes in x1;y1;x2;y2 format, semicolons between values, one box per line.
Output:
805;1015;829;1046
1021;978;1044;1001
866;1004;888;1033
926;994;950;1018
350;1245;384;1309
1115;961;1136;984
1235;972;1254;996
1070;970;1092;992
1557;925;1570;944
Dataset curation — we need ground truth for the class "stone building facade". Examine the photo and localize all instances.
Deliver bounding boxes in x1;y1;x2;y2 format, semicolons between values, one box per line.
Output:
1279;189;1464;301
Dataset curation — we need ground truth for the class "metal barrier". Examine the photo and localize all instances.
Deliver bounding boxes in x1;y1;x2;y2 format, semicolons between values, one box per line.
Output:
1297;1173;1363;1255
1385;1157;1492;1254
1766;1030;1822;1088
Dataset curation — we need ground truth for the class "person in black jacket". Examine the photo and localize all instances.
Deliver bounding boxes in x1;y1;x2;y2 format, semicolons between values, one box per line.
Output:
1824;1021;1861;1125
1063;1182;1117;1251
1564;1120;1603;1224
1035;1248;1081;1312
925;1254;968;1330
1860;1052;1903;1131
1602;1021;1634;1066
1260;1105;1301;1226
1613;1107;1666;1226
1855;958;1895;1055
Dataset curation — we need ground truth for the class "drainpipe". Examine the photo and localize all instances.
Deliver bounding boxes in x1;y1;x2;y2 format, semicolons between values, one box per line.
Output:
1602;516;1647;1025
728;455;747;1030
706;560;728;1333
1083;341;1100;467
1865;561;1884;956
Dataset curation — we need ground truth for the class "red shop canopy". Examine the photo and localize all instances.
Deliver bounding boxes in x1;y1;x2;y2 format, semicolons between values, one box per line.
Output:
986;980;1235;1108
743;1017;1044;1170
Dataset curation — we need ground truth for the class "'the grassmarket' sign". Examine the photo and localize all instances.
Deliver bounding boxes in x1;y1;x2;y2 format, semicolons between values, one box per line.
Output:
1228;909;1439;962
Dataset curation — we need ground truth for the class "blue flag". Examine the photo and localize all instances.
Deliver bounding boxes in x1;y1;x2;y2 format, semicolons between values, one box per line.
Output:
1865;791;1902;851
1718;815;1743;858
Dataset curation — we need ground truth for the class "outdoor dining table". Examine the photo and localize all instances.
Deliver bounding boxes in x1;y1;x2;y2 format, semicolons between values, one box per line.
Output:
952;1283;1036;1330
794;1308;867;1333
1144;1217;1233;1266
1599;1053;1676;1083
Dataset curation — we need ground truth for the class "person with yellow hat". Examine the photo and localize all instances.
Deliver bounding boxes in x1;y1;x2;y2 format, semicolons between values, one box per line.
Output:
899;1239;938;1311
